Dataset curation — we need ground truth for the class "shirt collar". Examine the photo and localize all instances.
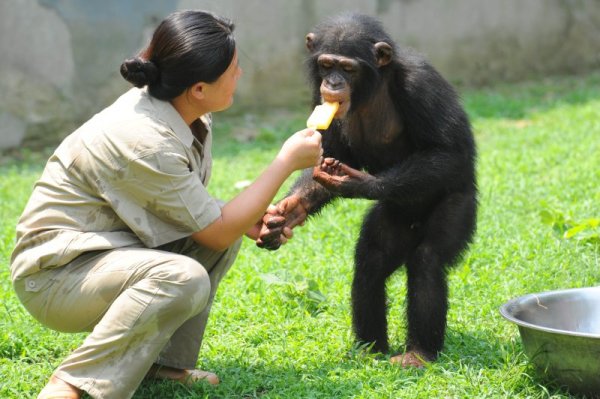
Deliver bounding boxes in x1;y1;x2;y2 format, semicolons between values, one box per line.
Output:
138;87;211;148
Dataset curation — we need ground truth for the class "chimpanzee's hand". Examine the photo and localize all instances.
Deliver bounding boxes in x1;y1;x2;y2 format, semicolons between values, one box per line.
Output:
256;195;309;250
313;157;377;198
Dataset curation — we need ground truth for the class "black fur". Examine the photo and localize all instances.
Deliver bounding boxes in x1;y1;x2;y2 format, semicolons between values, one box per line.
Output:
278;13;477;361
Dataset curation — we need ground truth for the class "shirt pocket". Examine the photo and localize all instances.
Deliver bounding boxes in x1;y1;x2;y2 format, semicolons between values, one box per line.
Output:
24;269;57;292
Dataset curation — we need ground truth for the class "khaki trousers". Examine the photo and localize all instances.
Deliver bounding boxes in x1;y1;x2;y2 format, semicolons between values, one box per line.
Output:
14;236;241;399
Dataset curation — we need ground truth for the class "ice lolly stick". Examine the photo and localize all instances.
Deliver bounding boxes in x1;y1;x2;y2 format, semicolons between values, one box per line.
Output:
306;102;339;130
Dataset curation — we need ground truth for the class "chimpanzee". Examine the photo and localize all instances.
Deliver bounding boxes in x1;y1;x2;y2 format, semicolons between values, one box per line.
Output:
257;13;477;367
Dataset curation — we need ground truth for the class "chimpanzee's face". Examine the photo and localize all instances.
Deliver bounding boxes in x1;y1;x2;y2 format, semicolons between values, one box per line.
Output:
315;53;358;118
306;32;393;120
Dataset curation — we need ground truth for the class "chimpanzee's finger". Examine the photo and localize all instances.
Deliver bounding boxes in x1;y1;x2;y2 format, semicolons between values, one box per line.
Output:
256;236;282;250
258;226;284;242
282;226;294;239
264;215;285;228
279;234;288;245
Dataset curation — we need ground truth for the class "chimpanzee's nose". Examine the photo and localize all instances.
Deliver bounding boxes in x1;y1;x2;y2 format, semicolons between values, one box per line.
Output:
325;76;345;91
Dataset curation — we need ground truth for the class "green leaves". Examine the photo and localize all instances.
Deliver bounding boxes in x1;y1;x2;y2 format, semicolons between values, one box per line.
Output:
540;207;600;244
260;273;328;316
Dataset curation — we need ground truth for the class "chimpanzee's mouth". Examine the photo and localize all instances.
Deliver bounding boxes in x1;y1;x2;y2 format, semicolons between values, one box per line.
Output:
335;101;351;119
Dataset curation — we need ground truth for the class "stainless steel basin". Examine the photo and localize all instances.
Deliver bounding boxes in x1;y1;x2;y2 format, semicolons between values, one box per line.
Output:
500;286;600;396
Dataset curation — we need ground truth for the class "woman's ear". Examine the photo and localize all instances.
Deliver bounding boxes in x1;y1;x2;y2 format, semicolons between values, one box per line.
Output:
189;82;206;101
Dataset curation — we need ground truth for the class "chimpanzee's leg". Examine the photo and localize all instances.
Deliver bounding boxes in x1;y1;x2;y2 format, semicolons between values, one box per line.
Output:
351;201;416;353
401;191;477;365
404;243;448;362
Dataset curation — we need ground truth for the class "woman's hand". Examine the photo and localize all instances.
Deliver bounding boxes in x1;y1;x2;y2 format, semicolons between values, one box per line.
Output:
276;128;323;172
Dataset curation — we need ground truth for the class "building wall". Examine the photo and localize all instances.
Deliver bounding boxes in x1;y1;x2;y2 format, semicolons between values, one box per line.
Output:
1;0;599;149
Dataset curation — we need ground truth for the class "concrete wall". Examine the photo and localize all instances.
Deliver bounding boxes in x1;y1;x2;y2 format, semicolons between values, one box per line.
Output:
1;0;599;149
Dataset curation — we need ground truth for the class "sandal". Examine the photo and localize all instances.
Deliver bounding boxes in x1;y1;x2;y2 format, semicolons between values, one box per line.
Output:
179;369;220;386
146;364;219;386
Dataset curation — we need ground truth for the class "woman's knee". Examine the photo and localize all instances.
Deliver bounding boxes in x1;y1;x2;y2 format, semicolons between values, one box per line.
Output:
150;255;211;315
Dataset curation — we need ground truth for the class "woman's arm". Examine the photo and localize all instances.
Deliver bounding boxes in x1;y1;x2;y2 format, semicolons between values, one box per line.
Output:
191;128;321;251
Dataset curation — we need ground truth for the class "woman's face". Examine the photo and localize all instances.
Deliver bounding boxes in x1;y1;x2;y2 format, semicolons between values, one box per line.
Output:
203;50;242;112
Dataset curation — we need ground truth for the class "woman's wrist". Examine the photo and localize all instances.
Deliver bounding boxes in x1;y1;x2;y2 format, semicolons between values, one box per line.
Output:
273;153;296;176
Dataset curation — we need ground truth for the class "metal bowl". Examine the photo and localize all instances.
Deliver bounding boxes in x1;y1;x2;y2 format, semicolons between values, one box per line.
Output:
500;286;600;396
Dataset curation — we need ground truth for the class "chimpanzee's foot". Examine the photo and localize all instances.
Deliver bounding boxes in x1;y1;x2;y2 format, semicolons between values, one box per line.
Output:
389;350;432;368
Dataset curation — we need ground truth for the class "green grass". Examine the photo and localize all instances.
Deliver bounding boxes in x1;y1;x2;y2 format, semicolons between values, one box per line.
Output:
1;71;599;398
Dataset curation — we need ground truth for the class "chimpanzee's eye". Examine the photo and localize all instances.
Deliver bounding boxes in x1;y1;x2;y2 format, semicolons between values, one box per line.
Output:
342;64;355;73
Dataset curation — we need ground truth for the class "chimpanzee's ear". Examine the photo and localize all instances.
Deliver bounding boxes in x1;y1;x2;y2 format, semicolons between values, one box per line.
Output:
374;42;393;67
306;32;317;52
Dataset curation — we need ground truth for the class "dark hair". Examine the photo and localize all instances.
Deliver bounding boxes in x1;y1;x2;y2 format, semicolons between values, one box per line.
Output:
120;10;236;100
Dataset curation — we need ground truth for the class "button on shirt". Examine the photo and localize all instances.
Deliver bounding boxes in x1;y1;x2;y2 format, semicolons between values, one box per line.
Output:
10;87;222;281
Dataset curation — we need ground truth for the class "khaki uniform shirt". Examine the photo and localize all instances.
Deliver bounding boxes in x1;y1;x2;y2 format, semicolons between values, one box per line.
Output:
10;87;222;281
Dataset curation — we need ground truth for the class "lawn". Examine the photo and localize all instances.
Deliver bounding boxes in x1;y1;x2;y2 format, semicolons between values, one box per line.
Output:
1;71;599;398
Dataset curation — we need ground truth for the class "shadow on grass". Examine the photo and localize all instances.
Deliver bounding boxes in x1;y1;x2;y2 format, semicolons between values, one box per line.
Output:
442;329;577;397
133;360;370;399
132;327;570;398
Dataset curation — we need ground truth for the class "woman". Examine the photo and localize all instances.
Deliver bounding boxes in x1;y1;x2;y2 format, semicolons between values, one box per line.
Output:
10;10;322;399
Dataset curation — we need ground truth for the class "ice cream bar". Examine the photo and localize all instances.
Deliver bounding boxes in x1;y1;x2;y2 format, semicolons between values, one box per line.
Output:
306;102;339;130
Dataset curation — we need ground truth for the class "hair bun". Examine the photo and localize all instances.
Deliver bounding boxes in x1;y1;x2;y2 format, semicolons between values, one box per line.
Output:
120;57;159;87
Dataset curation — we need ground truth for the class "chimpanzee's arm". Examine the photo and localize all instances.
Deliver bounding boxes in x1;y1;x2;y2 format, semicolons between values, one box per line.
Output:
287;122;358;214
256;124;356;250
313;147;474;205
